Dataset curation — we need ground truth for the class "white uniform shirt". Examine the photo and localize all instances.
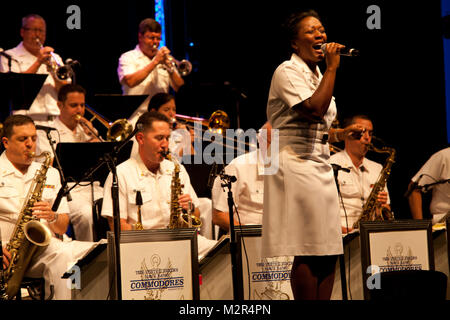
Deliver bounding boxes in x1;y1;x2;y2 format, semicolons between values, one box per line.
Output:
35;117;91;155
412;147;450;223
101;155;200;229
262;53;342;257
330;150;391;228
212;150;264;225
0;152;69;242
118;45;172;96
0;42;63;117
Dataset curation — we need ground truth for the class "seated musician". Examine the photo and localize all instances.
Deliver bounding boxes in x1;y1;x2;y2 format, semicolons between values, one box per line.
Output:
0;115;95;300
35;84;103;241
100;111;216;258
211;122;272;235
329;114;392;234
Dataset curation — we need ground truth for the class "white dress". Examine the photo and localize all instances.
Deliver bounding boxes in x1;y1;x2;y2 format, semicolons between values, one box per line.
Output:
261;54;343;257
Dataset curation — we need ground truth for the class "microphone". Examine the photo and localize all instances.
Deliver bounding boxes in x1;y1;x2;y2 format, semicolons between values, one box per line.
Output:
331;163;351;173
35;124;57;132
0;48;17;62
218;169;237;183
207;162;218;188
321;43;359;57
404;174;423;198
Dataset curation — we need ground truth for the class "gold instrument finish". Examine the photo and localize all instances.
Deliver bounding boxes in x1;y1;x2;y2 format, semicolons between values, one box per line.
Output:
4;151;53;299
175;110;230;135
82;105;133;142
353;145;396;229
164;152;202;229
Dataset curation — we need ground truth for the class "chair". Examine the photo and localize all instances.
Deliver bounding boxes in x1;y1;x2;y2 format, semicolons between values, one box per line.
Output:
92;198;109;241
369;270;448;300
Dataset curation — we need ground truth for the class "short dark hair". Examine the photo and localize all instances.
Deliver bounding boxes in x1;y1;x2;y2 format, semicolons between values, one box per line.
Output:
136;110;170;132
147;92;175;111
342;114;372;128
2;114;34;139
138;18;162;35
58;84;86;102
283;10;322;53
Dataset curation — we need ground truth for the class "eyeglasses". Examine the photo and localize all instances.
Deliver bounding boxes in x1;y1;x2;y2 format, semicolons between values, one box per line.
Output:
22;27;46;34
144;35;162;41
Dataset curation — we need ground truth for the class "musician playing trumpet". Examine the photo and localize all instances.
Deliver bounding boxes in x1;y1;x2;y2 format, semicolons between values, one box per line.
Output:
0;14;70;126
118;18;185;123
35;84;103;242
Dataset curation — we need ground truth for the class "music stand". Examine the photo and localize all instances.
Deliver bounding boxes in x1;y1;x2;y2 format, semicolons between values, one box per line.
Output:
92;94;148;120
0;73;47;121
55;141;133;185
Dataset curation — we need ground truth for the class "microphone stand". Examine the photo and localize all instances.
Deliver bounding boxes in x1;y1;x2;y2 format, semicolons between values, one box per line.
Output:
55;126;139;300
218;170;240;300
332;165;348;301
419;179;450;193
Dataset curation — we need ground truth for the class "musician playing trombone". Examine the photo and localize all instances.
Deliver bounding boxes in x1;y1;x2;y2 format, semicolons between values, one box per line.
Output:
35;84;103;242
118;18;185;122
0;14;70;126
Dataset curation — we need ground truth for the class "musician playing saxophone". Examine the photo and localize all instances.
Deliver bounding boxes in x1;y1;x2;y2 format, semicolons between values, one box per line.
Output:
0;115;76;299
330;114;391;233
101;111;217;258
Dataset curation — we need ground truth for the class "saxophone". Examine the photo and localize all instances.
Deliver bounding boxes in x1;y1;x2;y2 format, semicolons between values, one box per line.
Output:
353;144;395;229
164;151;202;229
3;151;53;299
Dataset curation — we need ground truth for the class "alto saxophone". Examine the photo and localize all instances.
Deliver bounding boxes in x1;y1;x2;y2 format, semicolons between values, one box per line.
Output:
163;151;202;229
353;144;395;229
3;151;53;299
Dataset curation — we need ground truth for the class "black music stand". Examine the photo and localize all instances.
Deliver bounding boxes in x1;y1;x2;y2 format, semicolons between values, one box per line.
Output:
55;141;133;185
0;72;47;121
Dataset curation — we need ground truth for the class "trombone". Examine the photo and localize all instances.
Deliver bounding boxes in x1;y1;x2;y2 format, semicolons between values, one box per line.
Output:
173;110;258;152
78;104;133;142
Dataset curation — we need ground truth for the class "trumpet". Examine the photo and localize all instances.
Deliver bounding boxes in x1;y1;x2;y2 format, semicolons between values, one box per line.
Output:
78;104;133;142
153;44;192;76
165;55;192;76
35;38;72;81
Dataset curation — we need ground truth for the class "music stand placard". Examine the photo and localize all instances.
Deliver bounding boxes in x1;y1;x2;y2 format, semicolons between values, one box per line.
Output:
359;220;434;299
235;225;294;300
108;229;199;300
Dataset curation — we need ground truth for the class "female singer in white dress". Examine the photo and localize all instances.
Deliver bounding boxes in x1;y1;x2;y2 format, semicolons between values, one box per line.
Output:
262;10;362;300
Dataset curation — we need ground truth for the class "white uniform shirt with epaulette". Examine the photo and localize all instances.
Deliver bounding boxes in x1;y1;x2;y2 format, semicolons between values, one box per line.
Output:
0;151;69;242
330;150;391;229
101;155;200;229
